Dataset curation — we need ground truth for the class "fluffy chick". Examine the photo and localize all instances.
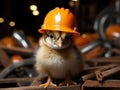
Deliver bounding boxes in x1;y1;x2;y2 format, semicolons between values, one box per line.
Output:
35;30;83;88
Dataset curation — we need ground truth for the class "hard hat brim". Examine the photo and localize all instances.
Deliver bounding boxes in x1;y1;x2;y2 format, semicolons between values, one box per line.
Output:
38;25;80;35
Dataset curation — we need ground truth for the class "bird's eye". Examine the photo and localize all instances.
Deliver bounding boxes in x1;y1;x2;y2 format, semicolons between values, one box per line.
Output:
65;35;72;40
49;33;54;39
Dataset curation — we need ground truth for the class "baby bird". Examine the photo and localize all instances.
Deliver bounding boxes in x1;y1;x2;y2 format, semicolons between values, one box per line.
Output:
35;31;83;88
35;7;83;88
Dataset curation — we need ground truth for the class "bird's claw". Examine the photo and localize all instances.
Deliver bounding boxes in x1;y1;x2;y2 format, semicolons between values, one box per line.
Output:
40;82;57;88
59;80;77;86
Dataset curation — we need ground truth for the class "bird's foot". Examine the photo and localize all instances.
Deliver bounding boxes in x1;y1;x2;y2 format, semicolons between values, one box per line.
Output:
40;82;57;88
59;80;77;86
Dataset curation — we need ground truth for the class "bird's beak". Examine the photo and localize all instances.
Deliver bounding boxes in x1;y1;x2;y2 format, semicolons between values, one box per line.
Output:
56;38;63;47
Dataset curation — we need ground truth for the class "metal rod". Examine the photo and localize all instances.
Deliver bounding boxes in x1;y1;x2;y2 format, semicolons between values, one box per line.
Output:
81;64;118;81
115;0;120;23
0;45;33;56
95;65;120;81
82;80;120;90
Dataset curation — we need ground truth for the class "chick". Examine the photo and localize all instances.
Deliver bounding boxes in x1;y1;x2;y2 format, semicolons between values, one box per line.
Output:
35;30;83;88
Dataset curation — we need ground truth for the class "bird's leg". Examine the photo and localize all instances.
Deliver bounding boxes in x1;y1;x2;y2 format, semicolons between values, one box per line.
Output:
59;75;77;86
40;74;57;88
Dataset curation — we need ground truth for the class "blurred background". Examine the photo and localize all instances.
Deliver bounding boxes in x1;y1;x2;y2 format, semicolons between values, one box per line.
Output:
0;0;120;86
0;0;115;39
0;0;119;64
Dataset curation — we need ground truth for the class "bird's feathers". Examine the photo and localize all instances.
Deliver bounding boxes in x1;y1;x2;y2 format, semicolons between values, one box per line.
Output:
35;31;83;79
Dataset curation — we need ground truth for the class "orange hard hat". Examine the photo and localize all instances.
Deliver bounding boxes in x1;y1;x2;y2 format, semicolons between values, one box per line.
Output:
38;7;79;35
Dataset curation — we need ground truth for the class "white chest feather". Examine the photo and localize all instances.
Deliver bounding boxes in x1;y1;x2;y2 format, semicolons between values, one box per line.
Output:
35;37;82;79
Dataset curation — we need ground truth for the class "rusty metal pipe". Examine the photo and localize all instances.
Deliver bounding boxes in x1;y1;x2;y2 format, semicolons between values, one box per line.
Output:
81;64;118;81
95;65;120;81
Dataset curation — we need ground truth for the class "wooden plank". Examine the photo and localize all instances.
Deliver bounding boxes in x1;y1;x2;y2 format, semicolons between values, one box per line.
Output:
0;49;11;67
0;86;45;90
48;85;81;90
0;77;34;83
0;85;81;90
82;80;120;90
0;45;33;56
0;77;81;90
